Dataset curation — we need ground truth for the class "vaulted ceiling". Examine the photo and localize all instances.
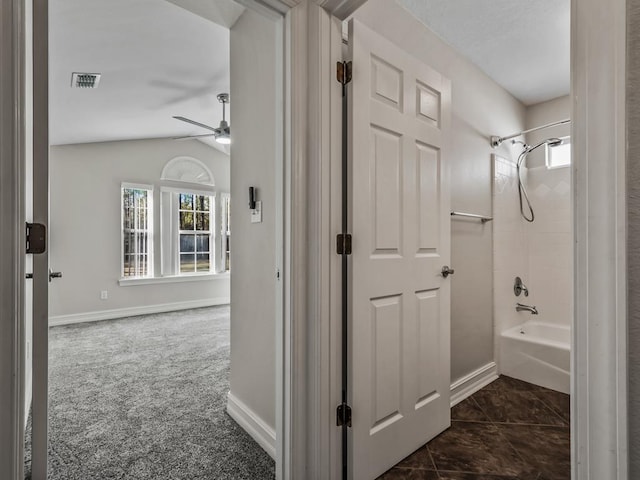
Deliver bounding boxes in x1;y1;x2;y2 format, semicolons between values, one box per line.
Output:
50;0;239;147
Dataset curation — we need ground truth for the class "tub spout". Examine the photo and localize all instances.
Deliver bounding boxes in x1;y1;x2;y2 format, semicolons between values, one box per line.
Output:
516;303;538;315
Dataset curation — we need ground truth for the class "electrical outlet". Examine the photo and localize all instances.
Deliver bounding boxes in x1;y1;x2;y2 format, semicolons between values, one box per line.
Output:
100;290;108;300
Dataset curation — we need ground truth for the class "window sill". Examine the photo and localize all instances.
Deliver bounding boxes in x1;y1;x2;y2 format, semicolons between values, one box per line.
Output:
119;272;230;287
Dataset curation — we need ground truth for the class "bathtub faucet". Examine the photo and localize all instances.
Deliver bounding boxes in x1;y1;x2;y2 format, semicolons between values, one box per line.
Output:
516;303;538;315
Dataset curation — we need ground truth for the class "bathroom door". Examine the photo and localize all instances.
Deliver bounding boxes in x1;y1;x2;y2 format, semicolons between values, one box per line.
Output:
348;19;452;479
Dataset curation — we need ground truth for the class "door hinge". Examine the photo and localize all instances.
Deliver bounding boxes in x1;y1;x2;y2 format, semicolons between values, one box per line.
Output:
337;403;352;427
26;222;47;254
337;61;352;85
336;233;352;255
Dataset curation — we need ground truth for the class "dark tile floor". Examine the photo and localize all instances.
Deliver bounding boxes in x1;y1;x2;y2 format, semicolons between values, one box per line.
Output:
379;375;570;480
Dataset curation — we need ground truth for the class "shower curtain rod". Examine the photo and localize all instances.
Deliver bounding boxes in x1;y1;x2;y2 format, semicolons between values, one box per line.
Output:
491;118;571;148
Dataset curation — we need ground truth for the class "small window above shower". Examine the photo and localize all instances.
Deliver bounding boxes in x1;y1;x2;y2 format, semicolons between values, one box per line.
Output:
546;136;571;169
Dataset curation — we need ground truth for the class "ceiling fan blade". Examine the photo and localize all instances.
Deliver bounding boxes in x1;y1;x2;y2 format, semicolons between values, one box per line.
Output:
173;115;219;133
172;133;216;141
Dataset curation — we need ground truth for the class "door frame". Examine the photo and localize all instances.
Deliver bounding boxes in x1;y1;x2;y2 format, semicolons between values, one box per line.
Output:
0;0;306;479
0;0;27;478
309;0;629;478
1;0;630;478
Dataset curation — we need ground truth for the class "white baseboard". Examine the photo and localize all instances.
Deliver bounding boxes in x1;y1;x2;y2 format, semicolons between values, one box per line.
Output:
450;361;498;407
49;297;230;326
226;391;276;460
24;370;32;430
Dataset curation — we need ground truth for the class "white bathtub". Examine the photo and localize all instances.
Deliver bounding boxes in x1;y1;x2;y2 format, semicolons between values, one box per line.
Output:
500;321;570;394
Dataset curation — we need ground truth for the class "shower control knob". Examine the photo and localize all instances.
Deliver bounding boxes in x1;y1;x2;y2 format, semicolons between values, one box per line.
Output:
441;266;455;278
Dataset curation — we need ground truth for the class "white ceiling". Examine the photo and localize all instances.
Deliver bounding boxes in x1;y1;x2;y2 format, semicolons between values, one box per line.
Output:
51;0;570;148
397;0;570;105
50;0;241;147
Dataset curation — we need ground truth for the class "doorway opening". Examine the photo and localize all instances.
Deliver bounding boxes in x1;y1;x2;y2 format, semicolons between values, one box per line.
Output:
23;1;285;478
341;1;572;478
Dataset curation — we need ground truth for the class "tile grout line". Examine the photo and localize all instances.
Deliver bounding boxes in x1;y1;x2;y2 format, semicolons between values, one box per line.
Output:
473;382;568;427
425;444;440;478
452;395;536;478
531;391;570;426
471;385;541;478
468;394;492;423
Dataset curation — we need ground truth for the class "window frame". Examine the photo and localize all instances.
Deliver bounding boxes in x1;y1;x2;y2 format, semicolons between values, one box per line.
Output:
176;191;215;275
220;193;231;272
546;135;571;169
120;182;154;279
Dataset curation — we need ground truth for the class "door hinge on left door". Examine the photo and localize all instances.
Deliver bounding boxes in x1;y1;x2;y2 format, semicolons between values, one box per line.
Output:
336;233;352;255
26;222;47;254
337;61;352;85
337;403;352;427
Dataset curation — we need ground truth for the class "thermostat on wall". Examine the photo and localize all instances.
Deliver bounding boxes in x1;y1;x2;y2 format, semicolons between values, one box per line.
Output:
251;201;262;223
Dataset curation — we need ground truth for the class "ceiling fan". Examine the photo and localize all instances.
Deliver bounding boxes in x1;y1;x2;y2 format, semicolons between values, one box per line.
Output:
173;93;230;144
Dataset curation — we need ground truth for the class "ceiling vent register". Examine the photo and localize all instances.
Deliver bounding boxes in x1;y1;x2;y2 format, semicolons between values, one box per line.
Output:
71;72;101;89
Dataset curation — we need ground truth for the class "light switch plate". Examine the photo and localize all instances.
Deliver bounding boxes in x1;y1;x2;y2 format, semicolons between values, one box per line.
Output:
251;201;262;223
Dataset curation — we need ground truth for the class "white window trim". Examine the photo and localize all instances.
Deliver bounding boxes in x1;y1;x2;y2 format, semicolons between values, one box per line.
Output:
120;182;154;279
160;186;218;277
220;192;231;272
160;156;215;186
160;185;216;197
176;192;215;275
118;271;229;287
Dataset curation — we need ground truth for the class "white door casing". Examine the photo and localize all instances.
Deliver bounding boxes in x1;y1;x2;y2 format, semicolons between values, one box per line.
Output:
348;19;452;479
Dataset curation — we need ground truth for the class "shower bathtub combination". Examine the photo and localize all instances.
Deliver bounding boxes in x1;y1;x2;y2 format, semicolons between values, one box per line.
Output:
500;321;570;394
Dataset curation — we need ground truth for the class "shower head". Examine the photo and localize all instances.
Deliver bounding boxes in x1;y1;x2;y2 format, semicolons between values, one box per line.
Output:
523;137;563;154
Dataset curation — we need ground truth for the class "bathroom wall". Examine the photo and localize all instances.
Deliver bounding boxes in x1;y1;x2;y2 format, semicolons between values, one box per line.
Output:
493;95;571;339
524;96;572;326
352;0;525;383
493;154;529;337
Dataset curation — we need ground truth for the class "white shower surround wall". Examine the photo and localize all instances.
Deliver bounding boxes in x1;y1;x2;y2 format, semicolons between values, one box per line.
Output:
493;154;530;340
492;149;572;392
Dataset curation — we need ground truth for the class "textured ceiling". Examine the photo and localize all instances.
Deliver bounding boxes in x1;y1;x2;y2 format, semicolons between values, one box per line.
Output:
50;0;238;148
397;0;570;105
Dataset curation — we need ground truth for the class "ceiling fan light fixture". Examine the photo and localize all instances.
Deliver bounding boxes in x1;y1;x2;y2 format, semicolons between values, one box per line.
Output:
215;133;231;145
216;94;231;144
172;92;231;144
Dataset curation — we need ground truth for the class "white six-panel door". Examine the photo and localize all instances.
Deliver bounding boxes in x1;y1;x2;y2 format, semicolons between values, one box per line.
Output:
348;19;452;480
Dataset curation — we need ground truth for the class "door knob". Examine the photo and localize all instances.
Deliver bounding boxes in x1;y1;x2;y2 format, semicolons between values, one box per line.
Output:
441;266;455;278
49;269;63;282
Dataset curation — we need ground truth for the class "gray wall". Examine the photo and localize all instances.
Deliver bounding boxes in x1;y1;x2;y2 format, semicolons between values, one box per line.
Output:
49;138;230;319
229;8;278;429
353;0;525;383
627;0;640;473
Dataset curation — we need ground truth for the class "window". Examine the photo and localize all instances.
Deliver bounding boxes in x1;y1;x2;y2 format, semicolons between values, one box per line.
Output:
178;193;213;274
122;184;153;278
221;194;231;271
546;136;571;168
